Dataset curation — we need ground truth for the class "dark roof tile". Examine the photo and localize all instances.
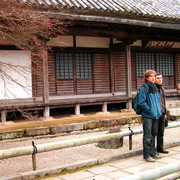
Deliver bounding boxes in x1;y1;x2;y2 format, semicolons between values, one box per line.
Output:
18;0;180;20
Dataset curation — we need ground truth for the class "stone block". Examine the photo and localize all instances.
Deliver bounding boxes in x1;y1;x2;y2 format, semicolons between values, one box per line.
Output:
51;123;83;134
99;119;117;128
21;166;63;180
64;158;97;171
167;108;180;120
0;130;24;140
131;116;142;124
168;109;180;116
166;100;180;108
116;117;131;125
97;127;123;149
25;127;50;137
50;125;67;134
21;159;97;180
83;121;99;130
137;116;142;122
66;123;83;132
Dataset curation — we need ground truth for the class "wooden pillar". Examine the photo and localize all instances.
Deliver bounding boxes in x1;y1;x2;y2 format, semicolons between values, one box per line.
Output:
1;110;6;123
102;102;108;113
44;106;49;118
75;104;80;116
109;39;115;94
126;43;132;110
42;42;50;118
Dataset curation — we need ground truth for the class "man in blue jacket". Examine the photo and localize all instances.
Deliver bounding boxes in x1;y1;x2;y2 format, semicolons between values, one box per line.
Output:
138;70;162;162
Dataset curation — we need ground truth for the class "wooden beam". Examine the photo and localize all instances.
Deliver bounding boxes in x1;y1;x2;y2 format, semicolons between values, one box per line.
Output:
117;33;180;42
72;21;109;28
66;27;128;38
66;27;180;42
111;40;134;49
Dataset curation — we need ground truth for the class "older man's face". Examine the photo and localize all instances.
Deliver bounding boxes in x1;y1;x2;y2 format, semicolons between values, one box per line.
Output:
156;75;163;85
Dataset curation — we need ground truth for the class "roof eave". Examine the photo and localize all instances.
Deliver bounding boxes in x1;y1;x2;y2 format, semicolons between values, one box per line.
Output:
46;11;180;31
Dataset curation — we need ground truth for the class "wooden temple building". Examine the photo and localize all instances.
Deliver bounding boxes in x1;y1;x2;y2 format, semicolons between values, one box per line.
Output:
0;0;180;122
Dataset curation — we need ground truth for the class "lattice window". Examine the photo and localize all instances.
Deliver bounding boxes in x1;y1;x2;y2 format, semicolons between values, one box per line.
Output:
156;53;174;76
76;53;92;79
55;53;73;79
136;53;155;76
55;53;92;80
136;52;174;77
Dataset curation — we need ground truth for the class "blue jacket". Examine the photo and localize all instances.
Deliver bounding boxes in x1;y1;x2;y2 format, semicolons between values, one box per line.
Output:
138;81;161;120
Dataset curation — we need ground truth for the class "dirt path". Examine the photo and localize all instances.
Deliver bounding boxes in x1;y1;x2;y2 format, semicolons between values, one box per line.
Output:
0;110;138;132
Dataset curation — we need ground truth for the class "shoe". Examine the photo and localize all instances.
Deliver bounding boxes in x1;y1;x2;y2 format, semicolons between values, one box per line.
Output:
152;154;162;159
157;150;169;154
145;157;156;162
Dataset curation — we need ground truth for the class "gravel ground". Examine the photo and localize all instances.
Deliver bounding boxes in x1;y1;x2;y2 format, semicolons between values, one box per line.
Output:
0;123;180;179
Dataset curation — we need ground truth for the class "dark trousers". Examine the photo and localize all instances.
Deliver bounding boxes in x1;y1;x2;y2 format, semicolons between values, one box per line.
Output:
157;114;165;151
142;117;157;159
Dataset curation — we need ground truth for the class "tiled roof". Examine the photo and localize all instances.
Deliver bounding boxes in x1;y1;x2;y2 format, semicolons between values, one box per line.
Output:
22;0;180;20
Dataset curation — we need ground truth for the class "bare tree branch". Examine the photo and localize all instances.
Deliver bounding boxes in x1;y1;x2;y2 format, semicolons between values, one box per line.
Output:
0;1;68;120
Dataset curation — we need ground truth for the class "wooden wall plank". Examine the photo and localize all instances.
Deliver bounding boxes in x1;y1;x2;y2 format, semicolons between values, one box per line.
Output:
48;52;56;95
113;52;126;92
56;80;74;95
32;57;43;97
93;54;110;93
77;79;93;94
131;52;137;91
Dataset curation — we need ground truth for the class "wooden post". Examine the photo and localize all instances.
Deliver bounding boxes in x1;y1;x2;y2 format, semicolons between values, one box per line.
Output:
102;102;108;113
1;110;6;123
42;42;50;118
126;43;132;110
32;141;37;170
44;106;50;118
126;99;132;109
75;104;80;116
128;126;133;150
129;134;132;150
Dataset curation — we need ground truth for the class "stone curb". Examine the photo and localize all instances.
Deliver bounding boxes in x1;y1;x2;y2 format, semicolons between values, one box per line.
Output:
0;116;142;141
2;140;180;180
